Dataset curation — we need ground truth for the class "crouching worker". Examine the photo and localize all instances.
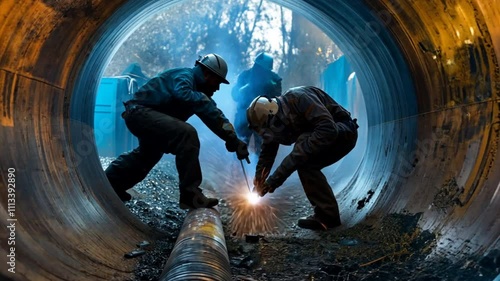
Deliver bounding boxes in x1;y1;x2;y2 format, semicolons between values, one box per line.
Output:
105;54;249;209
247;86;358;230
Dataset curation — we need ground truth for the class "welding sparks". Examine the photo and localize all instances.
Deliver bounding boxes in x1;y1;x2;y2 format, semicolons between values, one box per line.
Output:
224;184;291;237
203;159;291;237
228;192;281;236
247;191;260;205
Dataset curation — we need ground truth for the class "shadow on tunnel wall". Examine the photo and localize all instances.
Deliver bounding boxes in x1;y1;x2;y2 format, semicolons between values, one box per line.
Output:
0;0;499;280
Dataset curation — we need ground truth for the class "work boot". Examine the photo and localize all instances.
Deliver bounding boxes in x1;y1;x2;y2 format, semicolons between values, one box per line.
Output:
179;188;219;210
297;215;341;231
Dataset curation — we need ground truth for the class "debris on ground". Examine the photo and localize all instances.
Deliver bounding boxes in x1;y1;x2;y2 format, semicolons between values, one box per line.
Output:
100;157;499;281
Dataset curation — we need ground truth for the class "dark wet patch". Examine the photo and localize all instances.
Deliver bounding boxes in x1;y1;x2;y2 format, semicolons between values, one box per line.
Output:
42;0;94;18
357;189;375;210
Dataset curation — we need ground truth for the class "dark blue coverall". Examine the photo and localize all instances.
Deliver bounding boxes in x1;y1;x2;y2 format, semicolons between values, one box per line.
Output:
105;66;241;203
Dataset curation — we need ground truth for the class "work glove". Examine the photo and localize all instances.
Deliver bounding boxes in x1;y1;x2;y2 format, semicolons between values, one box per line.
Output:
253;180;276;197
253;177;278;197
226;138;250;161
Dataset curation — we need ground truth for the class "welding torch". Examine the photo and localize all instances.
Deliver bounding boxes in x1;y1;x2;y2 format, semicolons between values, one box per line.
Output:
240;157;252;192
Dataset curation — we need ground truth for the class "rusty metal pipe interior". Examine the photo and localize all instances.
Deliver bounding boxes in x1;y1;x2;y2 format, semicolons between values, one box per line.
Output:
0;0;499;280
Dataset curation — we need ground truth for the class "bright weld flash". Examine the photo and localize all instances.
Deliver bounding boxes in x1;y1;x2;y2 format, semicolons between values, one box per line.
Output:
228;186;285;236
246;192;260;205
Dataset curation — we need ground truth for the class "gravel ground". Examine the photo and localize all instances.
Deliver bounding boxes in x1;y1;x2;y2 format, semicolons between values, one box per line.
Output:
99;157;499;281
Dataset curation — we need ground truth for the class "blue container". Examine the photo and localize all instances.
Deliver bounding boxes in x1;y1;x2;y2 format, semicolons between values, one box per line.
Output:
94;77;137;157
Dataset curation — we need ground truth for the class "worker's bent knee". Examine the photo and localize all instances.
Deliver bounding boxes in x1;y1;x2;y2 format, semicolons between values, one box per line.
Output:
177;123;200;146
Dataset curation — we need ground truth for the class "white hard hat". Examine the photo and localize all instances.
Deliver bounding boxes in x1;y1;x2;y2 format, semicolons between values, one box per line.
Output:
196;53;230;84
246;96;279;132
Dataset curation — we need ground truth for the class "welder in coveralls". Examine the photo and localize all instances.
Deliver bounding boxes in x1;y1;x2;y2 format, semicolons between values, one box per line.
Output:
231;52;282;155
247;86;358;230
105;54;249;209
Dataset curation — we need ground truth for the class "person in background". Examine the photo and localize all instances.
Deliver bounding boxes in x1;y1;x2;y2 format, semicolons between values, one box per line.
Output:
231;52;282;155
247;86;359;230
121;62;150;93
105;53;249;209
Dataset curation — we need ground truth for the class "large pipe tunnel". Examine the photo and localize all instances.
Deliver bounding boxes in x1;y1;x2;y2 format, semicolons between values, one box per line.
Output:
0;0;499;280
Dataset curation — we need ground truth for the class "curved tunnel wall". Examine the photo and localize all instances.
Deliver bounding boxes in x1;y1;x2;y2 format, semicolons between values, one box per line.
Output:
0;0;499;280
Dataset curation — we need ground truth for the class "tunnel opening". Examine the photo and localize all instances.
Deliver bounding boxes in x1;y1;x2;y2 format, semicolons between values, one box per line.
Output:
76;0;416;224
75;0;420;279
91;0;370;215
1;0;499;280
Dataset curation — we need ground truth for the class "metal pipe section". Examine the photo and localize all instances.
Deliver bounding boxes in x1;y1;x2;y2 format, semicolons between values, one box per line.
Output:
0;0;499;280
159;208;231;281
